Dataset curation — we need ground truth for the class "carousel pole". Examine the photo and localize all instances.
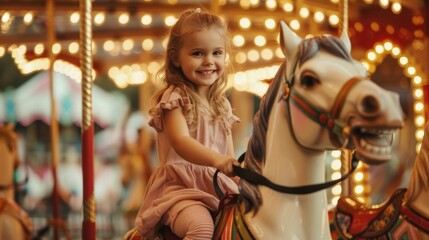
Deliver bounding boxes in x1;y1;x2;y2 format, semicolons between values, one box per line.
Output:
210;0;220;13
423;1;429;121
339;0;351;197
80;0;96;239
46;0;61;239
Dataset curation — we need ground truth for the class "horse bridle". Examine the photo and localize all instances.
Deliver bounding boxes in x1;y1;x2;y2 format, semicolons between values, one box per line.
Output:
283;65;363;150
213;64;361;198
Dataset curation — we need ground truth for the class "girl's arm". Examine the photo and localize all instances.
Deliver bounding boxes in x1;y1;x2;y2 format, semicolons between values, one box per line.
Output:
163;107;236;176
227;133;240;183
226;134;235;158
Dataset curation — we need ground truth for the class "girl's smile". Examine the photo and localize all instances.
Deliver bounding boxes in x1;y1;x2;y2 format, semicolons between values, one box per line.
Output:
176;26;226;90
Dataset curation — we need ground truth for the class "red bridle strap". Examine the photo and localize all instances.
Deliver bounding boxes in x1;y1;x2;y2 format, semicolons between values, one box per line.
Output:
331;76;362;118
288;76;362;146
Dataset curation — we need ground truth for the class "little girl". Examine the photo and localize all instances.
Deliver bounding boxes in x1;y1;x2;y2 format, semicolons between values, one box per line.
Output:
135;8;240;239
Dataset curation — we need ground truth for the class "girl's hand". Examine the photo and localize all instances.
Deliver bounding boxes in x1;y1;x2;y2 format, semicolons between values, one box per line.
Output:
216;157;239;177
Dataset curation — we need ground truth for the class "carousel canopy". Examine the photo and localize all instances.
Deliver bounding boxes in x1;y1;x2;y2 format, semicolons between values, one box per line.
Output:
0;70;130;127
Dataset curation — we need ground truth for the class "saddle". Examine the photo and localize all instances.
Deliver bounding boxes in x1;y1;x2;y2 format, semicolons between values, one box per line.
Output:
123;194;252;240
330;188;406;239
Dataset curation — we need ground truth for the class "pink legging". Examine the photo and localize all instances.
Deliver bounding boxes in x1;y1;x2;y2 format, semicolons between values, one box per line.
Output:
169;204;214;240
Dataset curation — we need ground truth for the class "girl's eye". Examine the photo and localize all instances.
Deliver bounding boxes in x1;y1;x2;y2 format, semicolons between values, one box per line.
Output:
300;74;319;89
192;51;203;56
214;50;223;55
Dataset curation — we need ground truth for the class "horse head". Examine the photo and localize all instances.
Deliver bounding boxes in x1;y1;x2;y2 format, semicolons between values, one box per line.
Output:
0;124;32;240
279;21;404;165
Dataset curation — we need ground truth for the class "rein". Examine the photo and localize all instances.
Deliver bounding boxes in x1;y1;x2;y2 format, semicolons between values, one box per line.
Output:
214;152;359;198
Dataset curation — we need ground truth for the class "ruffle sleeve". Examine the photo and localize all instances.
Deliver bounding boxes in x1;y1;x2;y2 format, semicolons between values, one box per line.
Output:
148;87;191;132
223;97;240;135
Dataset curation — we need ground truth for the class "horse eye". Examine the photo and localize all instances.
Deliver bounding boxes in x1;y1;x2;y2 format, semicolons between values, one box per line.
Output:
300;75;319;88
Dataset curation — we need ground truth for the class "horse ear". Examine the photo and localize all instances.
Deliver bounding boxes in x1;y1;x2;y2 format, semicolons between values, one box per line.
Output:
340;29;351;54
279;21;302;60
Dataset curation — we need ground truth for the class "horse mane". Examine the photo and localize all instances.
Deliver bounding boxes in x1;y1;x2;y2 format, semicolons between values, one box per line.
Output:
405;122;429;203
237;63;284;213
238;35;352;214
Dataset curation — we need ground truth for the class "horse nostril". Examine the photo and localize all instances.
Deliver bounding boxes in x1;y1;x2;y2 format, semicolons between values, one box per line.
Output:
359;95;380;117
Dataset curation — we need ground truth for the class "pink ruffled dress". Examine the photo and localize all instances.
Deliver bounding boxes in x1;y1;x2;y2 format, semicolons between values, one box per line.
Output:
135;86;240;238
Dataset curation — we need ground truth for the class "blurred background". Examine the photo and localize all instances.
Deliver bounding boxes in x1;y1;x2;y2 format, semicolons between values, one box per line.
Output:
0;0;428;239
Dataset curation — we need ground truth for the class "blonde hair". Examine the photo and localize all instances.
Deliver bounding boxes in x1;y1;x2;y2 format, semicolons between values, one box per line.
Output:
151;8;231;127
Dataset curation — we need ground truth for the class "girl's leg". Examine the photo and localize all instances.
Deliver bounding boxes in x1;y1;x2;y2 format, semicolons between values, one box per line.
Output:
170;204;214;240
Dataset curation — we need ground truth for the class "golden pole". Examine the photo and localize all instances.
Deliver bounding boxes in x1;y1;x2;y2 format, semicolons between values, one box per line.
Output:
338;0;348;36
80;0;96;239
46;0;61;239
339;0;351;197
210;0;220;14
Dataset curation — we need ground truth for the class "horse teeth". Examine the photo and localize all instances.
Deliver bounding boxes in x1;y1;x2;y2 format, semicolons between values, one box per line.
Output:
386;147;391;153
360;128;396;135
365;144;373;152
375;146;382;154
360;139;366;147
360;138;391;155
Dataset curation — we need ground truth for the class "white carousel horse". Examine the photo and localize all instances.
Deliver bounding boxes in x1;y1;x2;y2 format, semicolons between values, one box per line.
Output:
0;125;32;240
330;122;429;239
123;22;404;240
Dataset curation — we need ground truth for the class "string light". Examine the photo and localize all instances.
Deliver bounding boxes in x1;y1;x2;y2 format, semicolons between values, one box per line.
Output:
290;19;300;30
329;15;340;26
94;12;106;26
313;11;325;23
391;2;402;14
118;13;130;25
254;35;266;47
299;8;310;19
261;48;273;60
164;15;177;27
140;14;152;26
239;17;251;29
232;35;245;47
141;39;154;51
68;42;79;54
265;0;277;10
264;18;276;30
23;12;33;25
379;0;390;9
1;12;11;23
0;2;423;92
70;12;80;24
282;2;293;12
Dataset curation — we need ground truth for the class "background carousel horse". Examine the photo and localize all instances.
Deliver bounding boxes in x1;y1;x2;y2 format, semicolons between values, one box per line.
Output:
123;21;404;240
119;111;157;228
0;125;32;240
330;122;429;239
